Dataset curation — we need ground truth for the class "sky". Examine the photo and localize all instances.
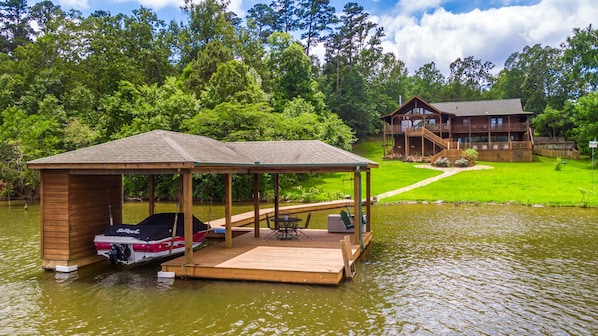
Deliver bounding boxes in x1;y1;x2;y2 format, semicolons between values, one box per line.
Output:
46;0;596;75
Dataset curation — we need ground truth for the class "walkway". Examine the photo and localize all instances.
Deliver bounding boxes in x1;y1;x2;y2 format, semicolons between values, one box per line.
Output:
375;164;493;200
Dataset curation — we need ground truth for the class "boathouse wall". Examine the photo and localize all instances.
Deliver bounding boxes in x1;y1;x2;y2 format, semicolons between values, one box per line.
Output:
41;170;122;270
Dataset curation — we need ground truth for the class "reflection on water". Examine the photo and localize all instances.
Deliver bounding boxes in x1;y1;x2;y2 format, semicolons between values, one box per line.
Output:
0;201;596;335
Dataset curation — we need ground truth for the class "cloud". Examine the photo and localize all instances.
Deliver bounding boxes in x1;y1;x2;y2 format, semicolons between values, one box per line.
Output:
57;0;89;10
377;0;597;75
109;0;245;16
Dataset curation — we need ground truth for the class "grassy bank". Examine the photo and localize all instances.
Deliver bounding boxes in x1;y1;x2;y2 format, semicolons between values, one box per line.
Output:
291;137;598;207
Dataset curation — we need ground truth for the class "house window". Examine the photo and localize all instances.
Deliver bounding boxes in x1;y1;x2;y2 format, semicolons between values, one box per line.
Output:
463;118;470;126
490;117;503;129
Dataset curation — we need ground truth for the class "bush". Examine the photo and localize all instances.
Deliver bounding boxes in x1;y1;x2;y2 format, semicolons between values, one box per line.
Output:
434;157;450;167
463;148;478;162
454;158;469;167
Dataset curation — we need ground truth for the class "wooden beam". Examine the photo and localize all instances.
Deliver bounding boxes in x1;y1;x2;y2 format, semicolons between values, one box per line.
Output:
366;169;371;232
224;173;233;248
253;174;260;238
274;173;280;219
148;175;155;216
182;171;193;264
353;169;361;244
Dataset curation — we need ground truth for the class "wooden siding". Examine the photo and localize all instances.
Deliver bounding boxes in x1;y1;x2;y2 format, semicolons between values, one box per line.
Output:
41;171;69;262
68;175;122;264
41;171;123;269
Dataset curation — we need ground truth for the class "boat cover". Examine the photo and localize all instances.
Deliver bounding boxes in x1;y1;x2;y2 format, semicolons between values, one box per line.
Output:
103;213;209;241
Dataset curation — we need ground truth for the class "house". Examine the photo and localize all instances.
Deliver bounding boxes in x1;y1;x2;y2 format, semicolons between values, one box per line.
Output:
379;96;534;162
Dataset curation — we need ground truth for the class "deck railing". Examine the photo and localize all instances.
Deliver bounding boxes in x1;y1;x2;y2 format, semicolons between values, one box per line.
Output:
384;122;529;134
452;141;532;150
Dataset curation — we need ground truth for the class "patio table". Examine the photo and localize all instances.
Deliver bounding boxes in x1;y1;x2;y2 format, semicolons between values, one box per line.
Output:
272;217;301;240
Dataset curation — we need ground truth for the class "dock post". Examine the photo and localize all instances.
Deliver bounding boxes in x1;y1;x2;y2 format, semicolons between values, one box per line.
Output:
340;235;356;278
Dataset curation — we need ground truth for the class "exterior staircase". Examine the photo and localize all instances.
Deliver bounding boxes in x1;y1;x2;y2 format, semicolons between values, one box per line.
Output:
422;128;449;149
430;149;464;165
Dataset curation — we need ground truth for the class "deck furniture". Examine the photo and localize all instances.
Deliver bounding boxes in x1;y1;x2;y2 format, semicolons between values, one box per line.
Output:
272;216;301;240
295;213;312;239
340;210;354;230
264;213;278;241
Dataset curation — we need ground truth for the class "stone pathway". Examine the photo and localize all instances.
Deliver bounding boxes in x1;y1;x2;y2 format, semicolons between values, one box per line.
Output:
375;164;493;200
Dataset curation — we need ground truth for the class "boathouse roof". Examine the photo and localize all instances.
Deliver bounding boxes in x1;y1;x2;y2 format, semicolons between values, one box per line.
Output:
27;130;378;172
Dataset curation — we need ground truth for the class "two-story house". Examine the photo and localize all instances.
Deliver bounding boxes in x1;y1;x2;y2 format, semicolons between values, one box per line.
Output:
380;96;534;162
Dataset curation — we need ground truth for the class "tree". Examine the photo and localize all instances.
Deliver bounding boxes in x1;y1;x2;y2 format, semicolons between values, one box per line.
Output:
200;60;265;109
177;0;237;66
0;0;32;54
562;25;598;98
499;44;567;114
442;56;495;101
569;91;598;155
181;40;234;97
297;0;336;56
246;3;277;43
269;0;300;33
410;62;445;102
532;105;572;139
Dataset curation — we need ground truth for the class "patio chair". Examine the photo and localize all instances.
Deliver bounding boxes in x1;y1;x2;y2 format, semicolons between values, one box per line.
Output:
296;213;312;239
264;213;278;240
339;210;354;230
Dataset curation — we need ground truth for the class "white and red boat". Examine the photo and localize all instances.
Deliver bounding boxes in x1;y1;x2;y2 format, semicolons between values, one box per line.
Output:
94;212;210;265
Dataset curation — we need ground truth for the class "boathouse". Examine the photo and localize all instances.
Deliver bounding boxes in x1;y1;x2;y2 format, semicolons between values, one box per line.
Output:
380;96;534;162
27;130;377;283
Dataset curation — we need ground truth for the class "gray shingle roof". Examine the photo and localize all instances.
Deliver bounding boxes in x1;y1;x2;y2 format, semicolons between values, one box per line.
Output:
229;140;377;167
432;99;532;116
27;130;377;170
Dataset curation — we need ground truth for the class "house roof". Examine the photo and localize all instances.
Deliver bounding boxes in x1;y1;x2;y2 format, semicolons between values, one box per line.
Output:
432;99;532;117
27;130;378;172
380;96;532;123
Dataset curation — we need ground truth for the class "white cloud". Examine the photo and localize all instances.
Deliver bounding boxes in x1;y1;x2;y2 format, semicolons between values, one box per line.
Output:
377;0;598;75
109;0;245;16
57;0;89;10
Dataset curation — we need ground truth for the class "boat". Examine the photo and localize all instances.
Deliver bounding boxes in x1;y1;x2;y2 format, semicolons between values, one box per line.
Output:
94;212;210;265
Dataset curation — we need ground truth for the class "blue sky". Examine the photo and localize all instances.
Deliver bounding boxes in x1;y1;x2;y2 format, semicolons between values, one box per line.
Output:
44;0;596;75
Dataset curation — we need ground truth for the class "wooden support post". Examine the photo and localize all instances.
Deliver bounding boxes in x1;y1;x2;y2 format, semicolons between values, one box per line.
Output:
253;174;260;238
353;170;361;244
340;235;355;278
148;175;155;216
182;171;193;265
224;173;233;248
274;173;279;219
366;170;371;232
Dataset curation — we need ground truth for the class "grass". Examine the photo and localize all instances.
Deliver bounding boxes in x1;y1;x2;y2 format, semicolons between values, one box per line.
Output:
289;137;442;200
288;137;598;207
385;156;598;207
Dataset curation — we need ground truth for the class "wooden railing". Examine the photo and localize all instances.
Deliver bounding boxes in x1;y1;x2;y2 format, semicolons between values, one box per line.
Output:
451;122;529;133
422;128;448;149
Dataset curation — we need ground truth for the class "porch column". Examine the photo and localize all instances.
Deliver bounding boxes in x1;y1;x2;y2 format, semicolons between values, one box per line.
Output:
148;175;155;216
224;173;233;248
182;170;193;265
274;173;280;218
353;169;362;244
253;173;260;237
366;169;371;232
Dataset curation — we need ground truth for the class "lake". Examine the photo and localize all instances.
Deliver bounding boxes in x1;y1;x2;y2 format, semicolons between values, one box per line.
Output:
1;201;596;335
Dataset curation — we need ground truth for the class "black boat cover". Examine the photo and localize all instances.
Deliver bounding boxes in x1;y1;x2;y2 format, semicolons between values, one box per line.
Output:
103;213;210;241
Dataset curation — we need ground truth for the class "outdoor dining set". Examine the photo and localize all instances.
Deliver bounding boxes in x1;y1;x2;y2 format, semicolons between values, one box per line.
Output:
265;213;312;240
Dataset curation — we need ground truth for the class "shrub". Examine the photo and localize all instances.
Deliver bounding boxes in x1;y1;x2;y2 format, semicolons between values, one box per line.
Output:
554;157;562;171
454;158;469;167
434;157;450;167
463;148;478;162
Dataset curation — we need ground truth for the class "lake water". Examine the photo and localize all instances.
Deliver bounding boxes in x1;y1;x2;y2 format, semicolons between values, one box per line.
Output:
1;202;596;335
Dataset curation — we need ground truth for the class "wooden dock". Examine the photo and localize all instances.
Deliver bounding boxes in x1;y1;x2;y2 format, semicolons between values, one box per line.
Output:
161;228;372;285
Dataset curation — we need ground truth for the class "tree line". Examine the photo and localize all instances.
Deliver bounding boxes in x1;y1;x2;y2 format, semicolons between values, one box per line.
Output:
0;0;596;201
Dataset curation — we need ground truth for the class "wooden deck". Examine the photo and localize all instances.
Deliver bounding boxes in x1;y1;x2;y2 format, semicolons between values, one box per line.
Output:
161;228;372;285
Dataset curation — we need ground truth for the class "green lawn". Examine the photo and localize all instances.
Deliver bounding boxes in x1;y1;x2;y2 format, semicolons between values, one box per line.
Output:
290;137;598;207
385;156;598;206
